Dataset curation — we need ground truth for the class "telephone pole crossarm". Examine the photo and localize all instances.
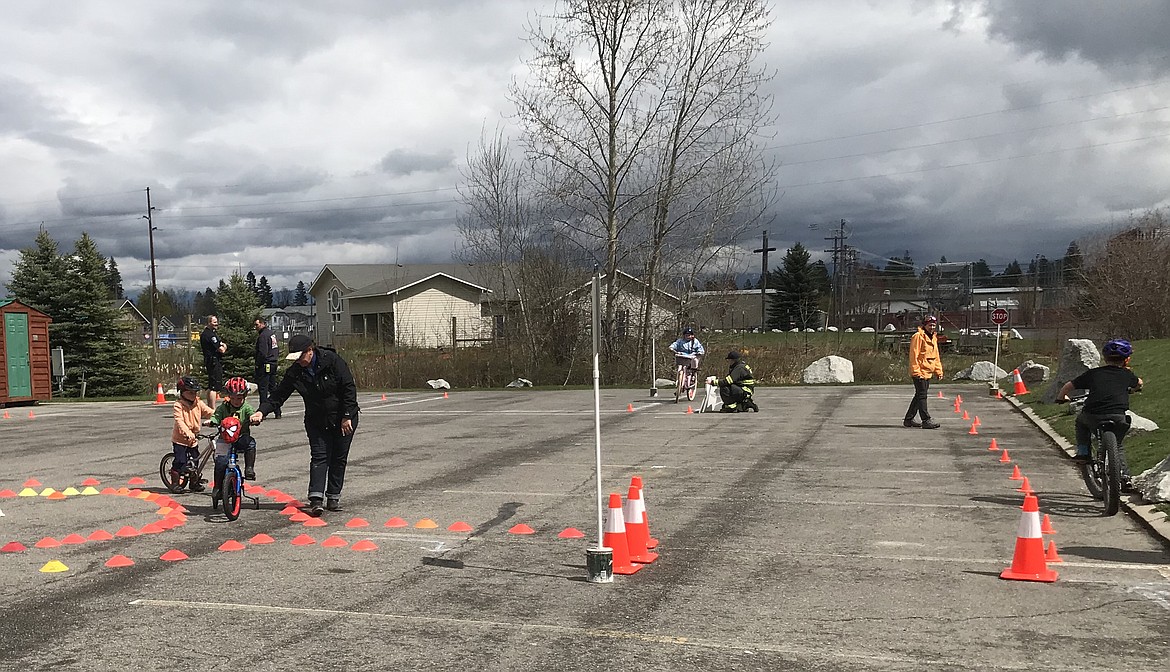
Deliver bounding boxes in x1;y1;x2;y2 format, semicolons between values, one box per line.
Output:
752;231;776;331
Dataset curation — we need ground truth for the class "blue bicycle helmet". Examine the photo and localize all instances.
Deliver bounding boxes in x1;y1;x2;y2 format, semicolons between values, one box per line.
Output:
1102;339;1132;359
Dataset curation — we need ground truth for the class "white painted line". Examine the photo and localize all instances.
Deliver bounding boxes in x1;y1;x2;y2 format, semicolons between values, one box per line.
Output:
440;489;989;508
522;461;964;475
127;598;926;664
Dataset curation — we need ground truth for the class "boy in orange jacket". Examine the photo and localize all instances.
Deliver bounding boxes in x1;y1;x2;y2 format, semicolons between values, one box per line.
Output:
171;375;215;491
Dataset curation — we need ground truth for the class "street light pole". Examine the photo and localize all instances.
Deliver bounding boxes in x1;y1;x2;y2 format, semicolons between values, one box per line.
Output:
144;187;158;353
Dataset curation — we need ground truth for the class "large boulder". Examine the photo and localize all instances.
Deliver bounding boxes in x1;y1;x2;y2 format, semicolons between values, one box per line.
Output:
802;355;854;384
427;379;451;390
953;361;1008;382
860;326;875;333
883;324;897;332
1133;455;1170;503
1010;328;1023;339
505;378;533;388
1127;411;1159;433
1042;339;1101;403
654;378;676;388
1015;360;1050;384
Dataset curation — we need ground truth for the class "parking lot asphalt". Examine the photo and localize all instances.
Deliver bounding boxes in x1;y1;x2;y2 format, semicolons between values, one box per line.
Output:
1;386;1168;671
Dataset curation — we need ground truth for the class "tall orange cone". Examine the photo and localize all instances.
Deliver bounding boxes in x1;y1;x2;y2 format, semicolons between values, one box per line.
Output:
602;493;642;575
973;415;981;427
623;486;658;564
1011;369;1028;396
686;405;694;414
153;383;166;405
1009;464;1023;481
381;393;387;401
1000;494;1057;582
1016;476;1034;495
988;438;999;452
630;476;658;549
2;409;8;419
999;449;1011;463
1044;540;1063;563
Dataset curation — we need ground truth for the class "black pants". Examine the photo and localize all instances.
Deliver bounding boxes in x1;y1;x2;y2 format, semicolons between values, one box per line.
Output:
255;363;279;417
1075;412;1132;476
719;382;751;409
305;417;358;501
905;377;932;423
214;435;257;489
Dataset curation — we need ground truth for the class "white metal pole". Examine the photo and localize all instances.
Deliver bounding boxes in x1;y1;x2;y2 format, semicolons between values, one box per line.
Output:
993;322;1002;374
591;271;604;547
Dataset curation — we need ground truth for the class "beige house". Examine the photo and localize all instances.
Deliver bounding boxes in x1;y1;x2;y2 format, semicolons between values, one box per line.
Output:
565;270;682;338
308;264;496;348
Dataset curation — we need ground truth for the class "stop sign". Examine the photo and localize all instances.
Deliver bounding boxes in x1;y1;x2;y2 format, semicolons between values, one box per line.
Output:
991;308;1009;325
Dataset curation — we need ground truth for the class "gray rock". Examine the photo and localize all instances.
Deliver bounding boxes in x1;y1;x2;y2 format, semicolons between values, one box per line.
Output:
801;355;854;384
954;361;1008;382
1127;410;1159;433
654;378;676;388
427;378;451;390
1010;328;1023;339
1042;339;1101;403
844;328;853;333
505;378;533;388
1015;360;1050;384
883;324;897;331
860;327;875;333
1133;455;1170;503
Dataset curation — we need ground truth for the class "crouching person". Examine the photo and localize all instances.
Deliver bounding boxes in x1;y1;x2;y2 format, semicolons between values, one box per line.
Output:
719;350;759;413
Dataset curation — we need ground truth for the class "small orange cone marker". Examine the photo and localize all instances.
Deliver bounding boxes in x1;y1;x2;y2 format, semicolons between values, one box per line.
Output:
686;405;694;414
218;540;246;552
1009;464;1023;481
1000;494;1057;582
154;383;167;404
989;438;999;452
321;536;348;548
623;486;658;564
87;530;114;541
249;533;275;545
34;537;61;549
290;534;316;546
558;527;585;539
631;476;659;549
602;493;642;575
23;479;41;488
1011;369;1029;395
443;391;449;399
999;449;1011;463
351;540;378;552
627;403;635;413
28;410;35;419
1044;540;1064;563
968;422;979;435
105;555;134;568
1;541;27;553
1016;476;1034;495
937;390;944;399
1041;514;1056;535
345;517;370;528
384;517;408;528
60;534;86;545
160;549;188;562
962;410;970;421
447;521;473;533
303;518;327;527
0;490;15;498
414;518;438;529
508;523;535;535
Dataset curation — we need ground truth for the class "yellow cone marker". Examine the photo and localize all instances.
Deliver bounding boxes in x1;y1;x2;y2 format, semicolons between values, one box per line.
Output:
39;488;56;497
414;518;438;529
61;487;81;496
18;488;38;497
39;560;69;573
80;486;100;495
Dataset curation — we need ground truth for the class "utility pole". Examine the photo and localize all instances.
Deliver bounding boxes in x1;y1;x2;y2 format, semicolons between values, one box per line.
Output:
752;231;776;331
143;187;158;353
824;220;848;328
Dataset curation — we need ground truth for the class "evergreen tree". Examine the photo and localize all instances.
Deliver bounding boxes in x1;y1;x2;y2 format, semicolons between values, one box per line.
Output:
294;281;309;306
194;287;217;318
6;229;68;315
245;271;258;298
55;233;142;396
766;243;821;329
214;272;264;380
971;259;993;287
1060;241;1083;284
998;260;1023;287
257;275;274;308
273;286;293;308
882;251;917;292
105;257;124;299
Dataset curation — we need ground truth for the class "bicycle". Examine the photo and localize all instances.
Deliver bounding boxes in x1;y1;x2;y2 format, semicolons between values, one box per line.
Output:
1058;391;1128;516
213;436;260;521
673;353;701;404
160;428;216;494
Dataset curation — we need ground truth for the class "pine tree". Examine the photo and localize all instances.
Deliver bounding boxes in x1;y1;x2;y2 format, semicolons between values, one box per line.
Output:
214;272;264;381
55;234;142;396
245;271;258;298
294;281;309;306
1060;241;1083;285
6;229;69;315
105;257;124;299
767;243;822;329
257;275;274;308
971;259;993;287
194;287;217;318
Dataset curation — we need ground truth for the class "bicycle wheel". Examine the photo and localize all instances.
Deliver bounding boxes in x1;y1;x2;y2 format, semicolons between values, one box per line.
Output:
160;454;186;493
1100;430;1121;516
674;369;684;403
222;468;241;521
1079;442;1105;501
686;371;698;402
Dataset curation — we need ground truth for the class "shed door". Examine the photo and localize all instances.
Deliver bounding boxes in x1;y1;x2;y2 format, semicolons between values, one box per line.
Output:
5;313;32;398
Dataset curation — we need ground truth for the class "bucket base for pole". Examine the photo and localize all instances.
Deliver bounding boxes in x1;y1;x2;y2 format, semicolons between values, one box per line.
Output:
649;387;658;397
586;547;613;583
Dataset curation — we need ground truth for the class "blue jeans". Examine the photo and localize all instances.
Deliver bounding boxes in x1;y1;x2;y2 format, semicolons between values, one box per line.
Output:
306;418;357;501
214;435;257;489
172;443;200;473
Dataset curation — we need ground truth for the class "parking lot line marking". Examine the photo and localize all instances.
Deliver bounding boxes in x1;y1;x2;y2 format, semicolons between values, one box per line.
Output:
127;599;925;664
440;489;989;508
665;547;1170;571
524;461;965;475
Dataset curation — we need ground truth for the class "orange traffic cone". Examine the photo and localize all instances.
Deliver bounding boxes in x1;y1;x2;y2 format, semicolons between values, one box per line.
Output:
381;393;387;401
630;476;658;549
1000;494;1058;582
999;449;1011;463
602;493;641;575
1016;476;1034;495
974;415;981;427
968;422;979;435
1011;369;1029;396
1044;540;1063;563
989;438;999;452
953;399;961;413
961;410;969;421
686;405;694;414
627;403;634;413
937;390;944;399
1009;464;1023;481
153;383;166;405
956;394;963;403
623;486;658;564
443;391;449;399
27;410;35;419
996;389;1004;399
2;410;8;419
1041;514;1056;535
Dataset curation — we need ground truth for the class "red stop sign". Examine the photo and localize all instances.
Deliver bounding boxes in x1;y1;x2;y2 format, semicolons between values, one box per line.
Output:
991;308;1009;325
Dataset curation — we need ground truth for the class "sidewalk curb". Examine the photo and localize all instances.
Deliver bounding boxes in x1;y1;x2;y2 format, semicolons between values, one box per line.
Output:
1002;394;1170;548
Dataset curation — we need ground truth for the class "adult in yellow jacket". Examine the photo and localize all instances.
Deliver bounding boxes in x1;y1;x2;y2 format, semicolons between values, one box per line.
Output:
904;315;943;429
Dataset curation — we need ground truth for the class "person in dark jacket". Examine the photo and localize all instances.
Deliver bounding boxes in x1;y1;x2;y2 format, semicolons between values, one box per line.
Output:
253;317;281;419
719;350;759;412
250;334;359;516
199;315;227;408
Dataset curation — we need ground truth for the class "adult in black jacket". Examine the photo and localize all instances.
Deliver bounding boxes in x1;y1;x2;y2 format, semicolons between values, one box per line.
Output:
251;334;359;516
199;315;227;407
253;317;281;419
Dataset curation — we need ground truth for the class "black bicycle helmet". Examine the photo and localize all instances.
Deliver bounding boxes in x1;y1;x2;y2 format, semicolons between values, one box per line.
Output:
682;327;695;335
1102;339;1132;359
177;375;202;393
223;376;249;396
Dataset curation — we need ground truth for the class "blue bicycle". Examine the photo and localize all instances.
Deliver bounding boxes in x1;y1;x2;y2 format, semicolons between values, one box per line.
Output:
210;421;260;521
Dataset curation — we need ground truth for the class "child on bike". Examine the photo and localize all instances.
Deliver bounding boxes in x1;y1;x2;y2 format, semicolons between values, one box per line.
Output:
669;327;706;362
171;375;214;492
1056;339;1143;489
211;377;259;494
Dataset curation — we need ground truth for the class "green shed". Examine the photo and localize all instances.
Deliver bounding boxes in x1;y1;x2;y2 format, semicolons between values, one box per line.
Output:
0;299;53;405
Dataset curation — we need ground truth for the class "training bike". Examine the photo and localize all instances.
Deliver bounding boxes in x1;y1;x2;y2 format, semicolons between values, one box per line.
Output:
1059;391;1129;516
160;427;216;494
213;436;261;521
673;353;701;404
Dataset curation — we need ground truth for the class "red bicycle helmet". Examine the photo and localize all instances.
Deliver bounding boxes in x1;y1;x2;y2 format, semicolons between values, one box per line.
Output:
219;416;243;443
223;377;249;396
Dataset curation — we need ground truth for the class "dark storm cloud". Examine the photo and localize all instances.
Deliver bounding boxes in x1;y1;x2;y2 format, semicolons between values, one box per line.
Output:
975;0;1170;75
378;149;457;176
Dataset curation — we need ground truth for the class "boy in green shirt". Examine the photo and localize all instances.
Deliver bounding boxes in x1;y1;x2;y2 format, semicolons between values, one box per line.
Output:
212;377;259;499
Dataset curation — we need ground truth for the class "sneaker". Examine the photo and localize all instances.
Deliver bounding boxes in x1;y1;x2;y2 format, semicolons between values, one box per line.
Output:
920;421;940;430
308;498;325;516
326;498;343;512
244;469;256;481
1120;477;1135;494
719;405;737;413
211;487;222;510
745;400;759;412
1071;453;1092;464
189;480;206;492
903;419;922;428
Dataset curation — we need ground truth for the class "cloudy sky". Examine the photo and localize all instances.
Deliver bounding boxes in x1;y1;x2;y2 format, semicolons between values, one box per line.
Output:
1;0;1168;298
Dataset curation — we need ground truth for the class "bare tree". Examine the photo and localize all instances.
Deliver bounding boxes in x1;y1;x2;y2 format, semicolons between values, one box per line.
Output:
1078;209;1170;339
